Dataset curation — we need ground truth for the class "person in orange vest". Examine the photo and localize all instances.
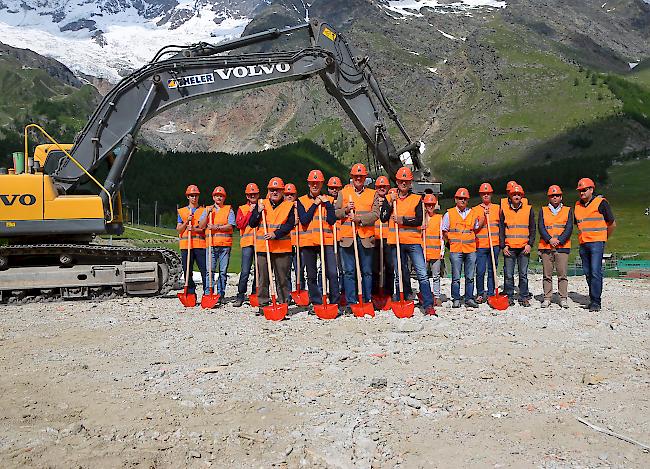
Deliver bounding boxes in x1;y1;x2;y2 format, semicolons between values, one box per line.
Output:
538;185;573;309
499;184;535;306
423;194;444;306
297;170;340;306
198;186;235;303
176;185;208;296
442;188;485;308
334;163;381;307
248;177;296;310
327;176;345;300
500;180;528;211
574;177;616;312
372;176;394;298
472;182;501;304
283;183;304;296
380;167;435;315
233;183;260;307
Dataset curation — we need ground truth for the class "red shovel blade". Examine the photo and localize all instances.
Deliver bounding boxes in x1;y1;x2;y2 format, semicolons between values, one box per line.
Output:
177;291;197;308
392;294;415;318
249;293;259;307
372;294;391;311
290;289;310;306
314;296;338;320
351;295;375;318
339;295;347;307
487;288;509;311
200;293;220;309
263;296;288;321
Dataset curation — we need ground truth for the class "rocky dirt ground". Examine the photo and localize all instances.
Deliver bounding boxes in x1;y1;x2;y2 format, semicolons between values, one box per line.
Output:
1;274;649;468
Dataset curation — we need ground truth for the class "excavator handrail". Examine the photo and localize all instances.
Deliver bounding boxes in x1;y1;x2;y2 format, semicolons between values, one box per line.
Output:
23;124;115;223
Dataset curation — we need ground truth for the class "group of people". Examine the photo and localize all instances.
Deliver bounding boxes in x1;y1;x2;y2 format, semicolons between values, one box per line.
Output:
176;163;615;315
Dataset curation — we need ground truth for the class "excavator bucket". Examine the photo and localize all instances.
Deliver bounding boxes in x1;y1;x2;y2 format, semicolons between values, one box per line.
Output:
263;295;288;321
249;293;259;307
314;296;338;320
392;293;415;318
351;295;375;318
177;290;197;308
200;292;220;309
488;287;509;311
290;288;310;307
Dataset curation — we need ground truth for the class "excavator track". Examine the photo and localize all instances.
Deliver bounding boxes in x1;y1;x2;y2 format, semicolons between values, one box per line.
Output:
0;244;181;305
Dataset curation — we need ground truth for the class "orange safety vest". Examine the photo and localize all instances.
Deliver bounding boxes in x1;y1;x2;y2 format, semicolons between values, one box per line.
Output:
375;219;389;239
238;203;256;248
255;199;293;253
298;195;334;247
423;213;443;260
575;196;608;244
473;203;500;249
388;193;422;245
539;205;572;250
446;207;478;253
178;206;206;250
205;205;233;247
339;185;376;240
503;203;532;249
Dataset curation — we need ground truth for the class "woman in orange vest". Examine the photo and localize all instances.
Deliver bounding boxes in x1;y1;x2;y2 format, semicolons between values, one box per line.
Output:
423;194;444;306
380;167;435;315
248;177;295;309
472;182;501;304
442;188;485;308
297;170;340;306
334;163;381;307
233;183;260;307
499;184;535;306
574;177;616;312
176;185;207;297
372;176;394;298
538;185;573;309
198;186;235;303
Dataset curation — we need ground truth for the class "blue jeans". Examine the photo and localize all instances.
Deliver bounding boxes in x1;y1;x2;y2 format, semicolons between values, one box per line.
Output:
449;251;476;301
476;246;500;297
180;248;207;294
302;245;341;304
237;246;256;299
340;239;373;303
579;241;605;307
288;248;306;290
503;247;530;300
206;247;230;295
391;244;433;308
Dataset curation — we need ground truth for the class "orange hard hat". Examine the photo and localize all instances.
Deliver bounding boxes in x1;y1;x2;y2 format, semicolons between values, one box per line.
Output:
284;183;297;195
245;182;259;194
327;176;342;188
267;177;285;190
396;166;413;181
479;182;493;193
506;180;518;193
350;163;368;176
547;185;562;196
423;194;438;205
307;169;325;182
212;186;226;197
185;184;200;196
576;177;595;191
511;184;525;196
454;187;470;199
375;175;390;187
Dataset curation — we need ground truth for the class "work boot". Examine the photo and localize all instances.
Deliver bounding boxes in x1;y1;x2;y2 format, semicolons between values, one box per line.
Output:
508;297;515;306
560;299;569;309
541;299;551;308
465;299;479;308
232;296;244;307
434;297;443;307
519;298;531;307
424;306;437;316
452;300;461;308
476;295;485;304
588;303;601;312
256;307;265;316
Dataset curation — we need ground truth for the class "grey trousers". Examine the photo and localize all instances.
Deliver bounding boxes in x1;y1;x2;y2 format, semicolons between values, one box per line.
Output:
427;259;442;298
540;250;569;300
256;252;292;305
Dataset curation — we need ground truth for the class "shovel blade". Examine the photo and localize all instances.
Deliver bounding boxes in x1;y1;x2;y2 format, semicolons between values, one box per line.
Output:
200;293;220;309
249;293;259;307
314;303;339;320
177;291;197;308
351;301;375;318
392;300;415;318
339;295;347;307
488;288;509;311
263;297;288;321
290;289;310;306
372;294;391;311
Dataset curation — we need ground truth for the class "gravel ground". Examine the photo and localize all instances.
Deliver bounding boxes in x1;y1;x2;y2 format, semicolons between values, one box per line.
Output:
1;275;649;468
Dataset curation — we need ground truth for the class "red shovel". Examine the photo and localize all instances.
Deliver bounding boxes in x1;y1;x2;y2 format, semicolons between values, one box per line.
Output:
261;207;288;321
314;206;338;320
349;198;375;318
485;209;509;311
290;208;310;306
249;227;260;307
333;223;347;307
392;200;415;318
372;221;391;311
178;215;197;307
201;210;221;309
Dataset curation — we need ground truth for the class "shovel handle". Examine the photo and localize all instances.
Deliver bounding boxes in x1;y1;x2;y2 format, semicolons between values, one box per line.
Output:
486;208;499;287
261;206;277;300
318;205;329;299
253;227;260;295
294;207;301;289
394;200;405;297
184;211;193;289
379;221;384;286
349;196;364;299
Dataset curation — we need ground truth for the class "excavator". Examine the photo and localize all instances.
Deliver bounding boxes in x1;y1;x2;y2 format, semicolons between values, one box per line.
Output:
0;18;438;304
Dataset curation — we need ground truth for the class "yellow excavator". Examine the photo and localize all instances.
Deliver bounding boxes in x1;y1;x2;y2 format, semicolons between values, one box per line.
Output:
0;19;437;304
